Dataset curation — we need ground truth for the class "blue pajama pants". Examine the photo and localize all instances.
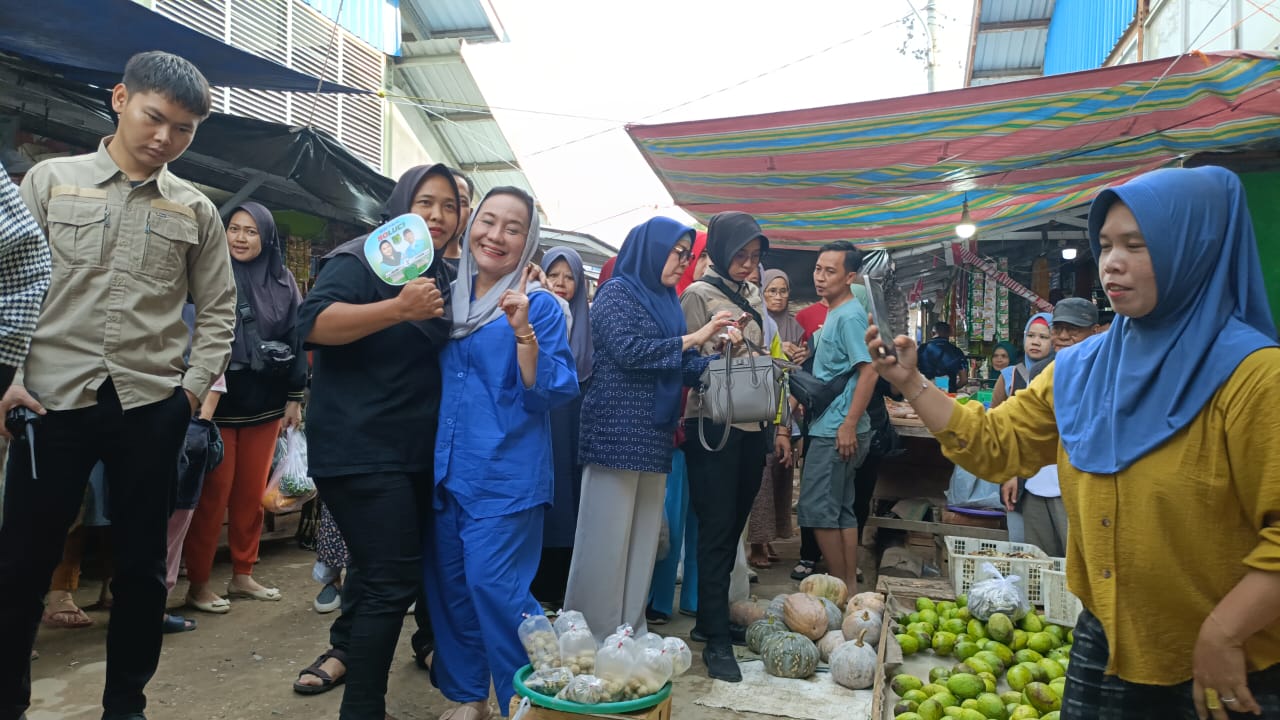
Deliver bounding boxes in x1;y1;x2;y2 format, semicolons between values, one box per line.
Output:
648;449;698;616
424;489;544;714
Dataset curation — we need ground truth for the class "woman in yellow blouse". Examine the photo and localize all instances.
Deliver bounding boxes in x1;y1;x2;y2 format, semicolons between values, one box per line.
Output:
867;167;1280;720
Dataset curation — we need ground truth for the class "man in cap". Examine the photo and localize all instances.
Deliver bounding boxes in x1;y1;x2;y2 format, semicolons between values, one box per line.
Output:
1051;297;1100;352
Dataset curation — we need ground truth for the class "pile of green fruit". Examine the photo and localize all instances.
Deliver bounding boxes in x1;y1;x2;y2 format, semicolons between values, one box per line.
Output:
890;596;1073;720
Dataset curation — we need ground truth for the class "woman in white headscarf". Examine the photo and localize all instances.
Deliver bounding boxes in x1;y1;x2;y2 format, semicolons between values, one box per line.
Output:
425;187;580;720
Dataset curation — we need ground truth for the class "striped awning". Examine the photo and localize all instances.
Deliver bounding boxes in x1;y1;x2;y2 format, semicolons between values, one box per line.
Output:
627;52;1280;250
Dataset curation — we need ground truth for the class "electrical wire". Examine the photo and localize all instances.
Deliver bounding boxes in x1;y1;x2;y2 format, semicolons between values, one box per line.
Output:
303;0;346;129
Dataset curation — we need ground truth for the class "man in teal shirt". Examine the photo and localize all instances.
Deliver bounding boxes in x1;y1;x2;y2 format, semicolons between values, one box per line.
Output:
800;240;876;593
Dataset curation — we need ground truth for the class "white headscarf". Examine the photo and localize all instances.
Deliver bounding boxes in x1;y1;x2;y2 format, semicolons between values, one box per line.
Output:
450;187;548;339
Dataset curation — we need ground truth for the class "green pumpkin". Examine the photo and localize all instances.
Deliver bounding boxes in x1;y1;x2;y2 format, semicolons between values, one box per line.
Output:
819;597;843;632
747;617;786;654
762;631;820;679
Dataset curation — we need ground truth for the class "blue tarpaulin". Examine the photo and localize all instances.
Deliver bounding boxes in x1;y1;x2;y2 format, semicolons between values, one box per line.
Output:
0;0;367;94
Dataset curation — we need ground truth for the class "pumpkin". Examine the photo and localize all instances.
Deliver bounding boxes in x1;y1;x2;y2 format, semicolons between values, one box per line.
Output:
746;617;786;654
842;608;882;646
817;630;847;663
782;593;829;640
765;593;789;622
819;597;842;632
799;573;848;607
829;630;877;689
761;631;820;679
846;591;887;617
729;600;766;627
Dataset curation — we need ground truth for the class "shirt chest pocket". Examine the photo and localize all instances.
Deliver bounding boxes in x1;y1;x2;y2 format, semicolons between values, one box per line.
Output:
46;198;110;267
139;211;198;279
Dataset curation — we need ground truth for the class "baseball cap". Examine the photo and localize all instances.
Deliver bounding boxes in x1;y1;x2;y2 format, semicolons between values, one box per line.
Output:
1053;297;1100;327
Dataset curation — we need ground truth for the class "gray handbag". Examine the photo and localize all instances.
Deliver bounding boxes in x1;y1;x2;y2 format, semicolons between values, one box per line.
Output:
697;336;785;452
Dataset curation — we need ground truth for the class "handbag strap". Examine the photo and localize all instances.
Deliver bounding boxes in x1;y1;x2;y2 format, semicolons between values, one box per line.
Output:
698;336;735;452
697;275;763;330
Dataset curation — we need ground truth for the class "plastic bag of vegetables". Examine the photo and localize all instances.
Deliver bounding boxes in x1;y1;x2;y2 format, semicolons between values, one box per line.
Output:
636;632;665;655
524;667;574;697
967;562;1030;621
627;647;673;699
662;636;692;676
553;609;586;637
556;675;608;704
557;618;596;674
518;614;562;671
596;628;638;702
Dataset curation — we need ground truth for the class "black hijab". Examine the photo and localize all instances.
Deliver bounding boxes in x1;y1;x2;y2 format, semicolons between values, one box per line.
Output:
705;211;769;274
323;164;460;343
228;201;301;364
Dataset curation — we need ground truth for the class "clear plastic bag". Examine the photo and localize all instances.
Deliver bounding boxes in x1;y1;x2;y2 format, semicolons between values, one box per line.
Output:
637;632;665;654
518;614;563;671
553;609;587;637
558;619;596;675
630;647;673;698
262;428;316;512
662;636;692;676
967;562;1031;621
596;627;637;702
556;674;607;705
524;667;574;697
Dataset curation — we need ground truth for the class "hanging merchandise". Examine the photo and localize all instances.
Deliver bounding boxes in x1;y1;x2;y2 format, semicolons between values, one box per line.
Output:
982;264;998;342
1031;257;1051;300
996;258;1010;341
959;248;1054;313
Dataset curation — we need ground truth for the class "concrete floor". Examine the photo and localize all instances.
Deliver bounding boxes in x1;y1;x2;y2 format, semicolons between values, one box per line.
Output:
25;533;876;720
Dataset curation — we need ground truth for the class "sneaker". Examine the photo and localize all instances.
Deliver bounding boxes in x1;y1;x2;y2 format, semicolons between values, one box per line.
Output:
313;583;341;614
702;643;742;682
645;605;670;626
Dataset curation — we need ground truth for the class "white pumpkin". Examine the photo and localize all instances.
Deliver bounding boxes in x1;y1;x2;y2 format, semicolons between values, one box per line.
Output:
845;591;886;617
842;609;882;647
829;631;878;690
817;630;847;663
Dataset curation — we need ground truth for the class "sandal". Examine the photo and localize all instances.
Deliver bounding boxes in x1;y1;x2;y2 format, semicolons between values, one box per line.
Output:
161;614;197;634
293;649;348;695
42;605;94;629
790;560;816;581
766;544;781;562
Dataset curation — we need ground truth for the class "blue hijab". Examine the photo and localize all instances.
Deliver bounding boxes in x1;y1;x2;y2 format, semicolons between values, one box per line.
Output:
1000;313;1054;394
542;247;593;382
1055;166;1277;474
609;216;694;428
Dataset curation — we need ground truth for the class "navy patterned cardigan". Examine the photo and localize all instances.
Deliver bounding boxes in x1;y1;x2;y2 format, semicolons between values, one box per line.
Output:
579;280;712;474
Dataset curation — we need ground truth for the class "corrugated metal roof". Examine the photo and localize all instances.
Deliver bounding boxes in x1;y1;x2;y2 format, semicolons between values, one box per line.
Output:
974;27;1049;72
401;0;503;42
301;0;400;55
540;228;617;275
980;0;1055;23
1044;0;1137;75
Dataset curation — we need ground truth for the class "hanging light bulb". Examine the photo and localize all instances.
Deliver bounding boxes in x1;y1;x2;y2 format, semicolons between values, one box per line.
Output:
955;196;976;239
1062;247;1078;260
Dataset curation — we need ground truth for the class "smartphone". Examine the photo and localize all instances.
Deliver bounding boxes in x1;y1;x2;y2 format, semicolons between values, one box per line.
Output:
862;276;897;358
734;311;753;327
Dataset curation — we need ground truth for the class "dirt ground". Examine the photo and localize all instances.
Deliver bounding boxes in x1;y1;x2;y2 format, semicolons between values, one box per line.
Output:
25;533;882;720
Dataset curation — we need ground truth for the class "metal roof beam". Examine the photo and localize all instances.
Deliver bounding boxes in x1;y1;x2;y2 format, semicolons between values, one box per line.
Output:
979;19;1051;32
394;53;464;68
971;66;1044;79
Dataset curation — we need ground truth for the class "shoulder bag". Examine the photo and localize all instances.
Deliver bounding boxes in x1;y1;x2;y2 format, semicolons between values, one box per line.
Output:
233;276;297;376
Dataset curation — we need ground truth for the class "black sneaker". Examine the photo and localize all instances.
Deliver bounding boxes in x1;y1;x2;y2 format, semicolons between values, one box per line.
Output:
703;643;742;682
645;605;670;625
689;624;747;646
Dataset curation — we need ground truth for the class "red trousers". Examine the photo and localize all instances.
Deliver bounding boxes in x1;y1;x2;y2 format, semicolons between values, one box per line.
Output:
183;420;282;583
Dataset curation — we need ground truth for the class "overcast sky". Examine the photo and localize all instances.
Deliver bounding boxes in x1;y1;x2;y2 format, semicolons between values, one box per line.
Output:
461;0;975;245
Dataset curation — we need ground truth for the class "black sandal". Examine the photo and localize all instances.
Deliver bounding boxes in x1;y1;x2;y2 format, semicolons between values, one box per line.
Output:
790;560;816;581
293;648;348;695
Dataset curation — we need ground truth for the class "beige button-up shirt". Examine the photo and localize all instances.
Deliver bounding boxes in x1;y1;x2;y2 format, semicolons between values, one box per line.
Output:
18;138;236;411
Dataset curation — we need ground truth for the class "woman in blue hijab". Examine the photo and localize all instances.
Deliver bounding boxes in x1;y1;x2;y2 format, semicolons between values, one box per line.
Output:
564;217;734;642
864;167;1280;719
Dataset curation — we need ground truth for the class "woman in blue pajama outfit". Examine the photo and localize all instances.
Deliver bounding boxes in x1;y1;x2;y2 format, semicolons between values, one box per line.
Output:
426;187;579;720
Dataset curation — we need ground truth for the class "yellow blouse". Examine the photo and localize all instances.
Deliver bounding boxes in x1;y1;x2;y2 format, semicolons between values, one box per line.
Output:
937;349;1280;685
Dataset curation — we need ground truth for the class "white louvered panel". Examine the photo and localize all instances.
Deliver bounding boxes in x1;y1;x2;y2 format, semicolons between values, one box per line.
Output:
229;1;289;66
340;93;383;168
154;0;228;41
340;35;383;91
289;2;341;82
228;88;289;124
298;94;341;140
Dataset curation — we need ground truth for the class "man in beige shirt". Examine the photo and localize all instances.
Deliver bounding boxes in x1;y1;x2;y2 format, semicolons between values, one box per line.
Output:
0;51;235;720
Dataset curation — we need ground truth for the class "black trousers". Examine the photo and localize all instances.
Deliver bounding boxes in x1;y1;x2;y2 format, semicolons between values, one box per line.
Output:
317;472;429;720
684;422;766;645
0;381;189;720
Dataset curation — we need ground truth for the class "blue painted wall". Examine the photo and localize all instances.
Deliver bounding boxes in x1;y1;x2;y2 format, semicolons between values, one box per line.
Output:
1044;0;1137;74
303;0;400;55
